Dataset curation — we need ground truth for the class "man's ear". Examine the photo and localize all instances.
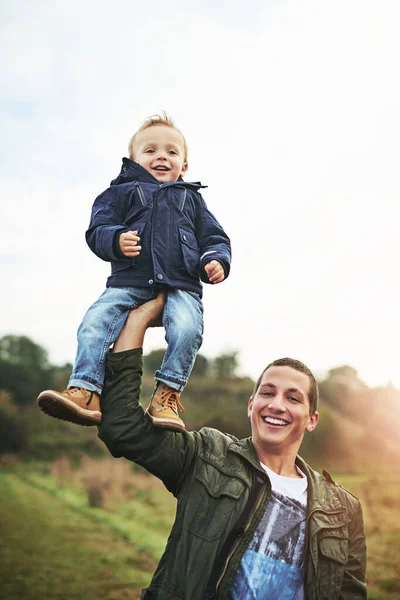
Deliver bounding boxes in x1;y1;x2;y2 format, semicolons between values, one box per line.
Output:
247;396;254;418
180;162;188;176
305;411;319;432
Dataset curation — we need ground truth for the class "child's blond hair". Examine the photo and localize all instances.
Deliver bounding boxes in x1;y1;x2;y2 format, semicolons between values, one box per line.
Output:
128;112;188;164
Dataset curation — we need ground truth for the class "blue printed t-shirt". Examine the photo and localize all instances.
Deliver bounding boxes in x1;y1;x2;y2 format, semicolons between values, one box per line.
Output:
230;463;308;600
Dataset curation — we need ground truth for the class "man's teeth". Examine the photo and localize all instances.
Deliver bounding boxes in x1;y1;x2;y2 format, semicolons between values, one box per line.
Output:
263;417;288;426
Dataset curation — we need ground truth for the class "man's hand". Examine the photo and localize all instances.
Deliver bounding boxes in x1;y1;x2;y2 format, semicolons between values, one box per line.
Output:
135;291;166;328
119;231;142;257
204;260;225;284
113;291;166;352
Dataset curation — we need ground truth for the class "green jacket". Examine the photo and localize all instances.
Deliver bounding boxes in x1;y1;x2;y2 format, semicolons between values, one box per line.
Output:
98;349;367;600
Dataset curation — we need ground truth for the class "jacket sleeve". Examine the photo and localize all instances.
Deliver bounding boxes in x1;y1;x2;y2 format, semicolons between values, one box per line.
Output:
85;187;130;262
195;194;232;284
98;348;197;496
339;500;367;599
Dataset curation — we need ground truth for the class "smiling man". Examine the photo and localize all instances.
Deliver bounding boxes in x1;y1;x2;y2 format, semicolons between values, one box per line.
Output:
98;294;367;600
231;360;320;599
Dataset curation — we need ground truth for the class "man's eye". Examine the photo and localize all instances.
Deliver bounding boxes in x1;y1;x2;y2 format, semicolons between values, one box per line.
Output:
288;396;300;403
261;391;272;397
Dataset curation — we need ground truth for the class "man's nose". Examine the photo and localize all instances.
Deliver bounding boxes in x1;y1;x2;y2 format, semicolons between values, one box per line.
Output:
268;394;285;412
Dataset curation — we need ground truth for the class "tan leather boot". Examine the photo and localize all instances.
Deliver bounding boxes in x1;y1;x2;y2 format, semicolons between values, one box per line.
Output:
37;387;101;426
145;383;185;432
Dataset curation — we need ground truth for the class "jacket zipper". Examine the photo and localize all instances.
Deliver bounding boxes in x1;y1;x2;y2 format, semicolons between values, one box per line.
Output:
215;482;266;596
135;182;146;206
150;185;165;277
179;188;187;211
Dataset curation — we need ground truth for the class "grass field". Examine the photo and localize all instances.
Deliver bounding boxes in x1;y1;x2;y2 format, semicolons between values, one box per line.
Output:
336;473;400;600
0;469;167;600
1;462;399;600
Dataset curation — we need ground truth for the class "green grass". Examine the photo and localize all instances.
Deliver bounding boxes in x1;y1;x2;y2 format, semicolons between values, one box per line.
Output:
18;464;176;558
0;472;158;600
335;473;400;600
1;464;399;600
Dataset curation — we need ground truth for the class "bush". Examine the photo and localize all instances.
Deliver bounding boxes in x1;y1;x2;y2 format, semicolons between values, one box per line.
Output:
0;390;27;453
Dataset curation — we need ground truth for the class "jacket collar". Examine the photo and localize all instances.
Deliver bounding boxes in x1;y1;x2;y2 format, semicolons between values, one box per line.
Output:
229;439;346;514
228;437;266;474
228;437;315;480
110;157;206;191
297;457;345;513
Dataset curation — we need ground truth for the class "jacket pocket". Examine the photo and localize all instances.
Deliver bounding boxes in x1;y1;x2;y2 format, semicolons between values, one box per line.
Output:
179;226;200;277
111;258;135;274
317;529;349;599
186;464;245;542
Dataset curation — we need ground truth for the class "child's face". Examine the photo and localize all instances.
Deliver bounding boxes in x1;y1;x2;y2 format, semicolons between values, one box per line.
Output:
132;125;188;182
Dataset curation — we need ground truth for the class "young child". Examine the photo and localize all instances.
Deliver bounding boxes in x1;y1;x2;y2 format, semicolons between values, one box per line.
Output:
37;113;231;432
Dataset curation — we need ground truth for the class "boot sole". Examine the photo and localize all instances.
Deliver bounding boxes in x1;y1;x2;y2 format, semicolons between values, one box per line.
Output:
145;409;185;432
37;391;101;427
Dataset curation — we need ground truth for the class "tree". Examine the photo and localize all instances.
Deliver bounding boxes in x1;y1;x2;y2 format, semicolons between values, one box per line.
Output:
299;404;350;466
51;363;73;391
143;349;209;378
212;351;239;379
319;364;367;413
143;349;166;375
0;335;50;369
0;335;52;404
0;390;27;452
191;354;209;377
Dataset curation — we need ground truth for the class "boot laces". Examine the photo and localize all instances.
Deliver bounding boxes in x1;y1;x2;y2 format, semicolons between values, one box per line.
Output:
64;387;95;407
159;386;184;414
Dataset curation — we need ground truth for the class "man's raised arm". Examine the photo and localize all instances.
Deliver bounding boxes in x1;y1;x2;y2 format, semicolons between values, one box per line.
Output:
98;292;196;496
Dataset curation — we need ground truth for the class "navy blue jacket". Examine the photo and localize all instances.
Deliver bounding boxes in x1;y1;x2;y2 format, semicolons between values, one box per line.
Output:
85;158;231;297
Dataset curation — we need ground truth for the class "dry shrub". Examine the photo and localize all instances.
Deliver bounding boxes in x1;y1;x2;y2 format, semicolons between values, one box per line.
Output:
79;457;134;500
51;456;72;487
0;389;14;410
382;495;399;509
50;456;160;508
0;453;18;469
109;589;141;599
87;484;106;508
0;389;27;454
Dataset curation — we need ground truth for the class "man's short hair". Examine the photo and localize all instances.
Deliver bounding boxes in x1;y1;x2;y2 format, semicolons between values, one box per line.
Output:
253;357;319;415
128;111;189;164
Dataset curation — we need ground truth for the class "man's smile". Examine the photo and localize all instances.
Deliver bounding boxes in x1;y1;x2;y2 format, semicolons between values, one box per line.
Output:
262;415;290;427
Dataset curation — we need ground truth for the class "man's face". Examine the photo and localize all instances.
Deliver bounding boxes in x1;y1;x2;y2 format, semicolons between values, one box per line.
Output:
248;366;319;457
132;125;188;183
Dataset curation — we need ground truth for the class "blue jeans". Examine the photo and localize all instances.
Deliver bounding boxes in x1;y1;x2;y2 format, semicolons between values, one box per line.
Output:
68;287;204;394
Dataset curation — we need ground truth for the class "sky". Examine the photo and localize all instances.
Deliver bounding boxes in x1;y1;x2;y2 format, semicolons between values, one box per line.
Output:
1;0;400;387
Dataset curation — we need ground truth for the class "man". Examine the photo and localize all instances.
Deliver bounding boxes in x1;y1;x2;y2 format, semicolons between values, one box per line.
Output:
98;293;367;600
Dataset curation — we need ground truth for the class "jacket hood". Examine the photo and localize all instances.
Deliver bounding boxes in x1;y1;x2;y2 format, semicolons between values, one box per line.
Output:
110;157;206;191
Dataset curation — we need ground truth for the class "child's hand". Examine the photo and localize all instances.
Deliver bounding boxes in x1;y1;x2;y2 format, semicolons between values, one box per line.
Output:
119;231;142;257
204;260;225;284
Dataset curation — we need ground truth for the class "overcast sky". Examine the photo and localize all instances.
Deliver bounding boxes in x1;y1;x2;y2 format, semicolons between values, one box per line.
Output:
2;0;400;387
